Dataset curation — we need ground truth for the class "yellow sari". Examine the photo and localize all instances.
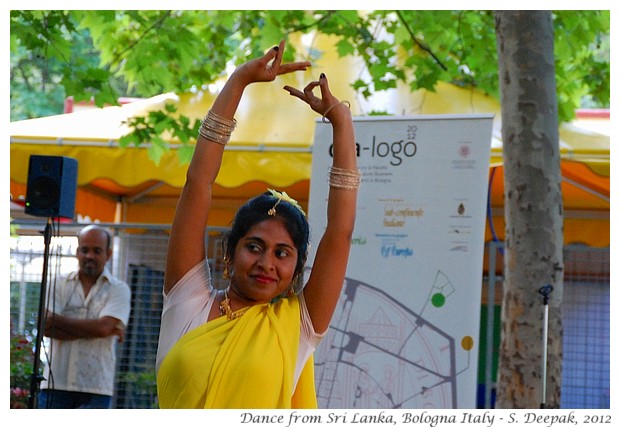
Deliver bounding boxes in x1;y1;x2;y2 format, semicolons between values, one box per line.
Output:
157;295;317;408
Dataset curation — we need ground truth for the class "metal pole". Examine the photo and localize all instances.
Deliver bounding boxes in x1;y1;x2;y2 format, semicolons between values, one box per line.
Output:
538;285;553;409
27;218;52;409
485;241;498;408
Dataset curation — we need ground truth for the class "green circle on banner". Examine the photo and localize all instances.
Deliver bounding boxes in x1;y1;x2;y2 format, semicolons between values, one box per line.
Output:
431;293;446;307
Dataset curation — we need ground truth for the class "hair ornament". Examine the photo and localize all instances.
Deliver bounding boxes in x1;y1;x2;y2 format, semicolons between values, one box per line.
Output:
267;189;306;217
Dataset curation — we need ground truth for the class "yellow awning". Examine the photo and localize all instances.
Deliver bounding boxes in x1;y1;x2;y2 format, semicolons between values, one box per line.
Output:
9;83;317;225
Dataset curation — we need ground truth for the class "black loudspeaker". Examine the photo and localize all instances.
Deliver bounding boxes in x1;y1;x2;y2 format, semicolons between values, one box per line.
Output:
25;155;78;219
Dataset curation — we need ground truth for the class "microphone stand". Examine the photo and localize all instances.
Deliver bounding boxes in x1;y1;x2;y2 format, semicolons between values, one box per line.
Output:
27;217;53;409
538;284;553;409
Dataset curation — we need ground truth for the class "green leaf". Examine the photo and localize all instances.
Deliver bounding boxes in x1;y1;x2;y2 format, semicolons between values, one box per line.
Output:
147;136;169;165
119;133;137;148
177;145;195;164
336;39;355;57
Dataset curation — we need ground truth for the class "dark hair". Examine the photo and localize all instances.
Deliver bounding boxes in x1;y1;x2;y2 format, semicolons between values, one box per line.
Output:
224;192;310;278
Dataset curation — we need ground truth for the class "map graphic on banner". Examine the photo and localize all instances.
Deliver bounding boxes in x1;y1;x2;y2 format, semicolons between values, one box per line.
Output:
306;114;494;409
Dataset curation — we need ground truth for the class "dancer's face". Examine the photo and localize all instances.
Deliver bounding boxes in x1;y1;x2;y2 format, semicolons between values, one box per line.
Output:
229;218;298;304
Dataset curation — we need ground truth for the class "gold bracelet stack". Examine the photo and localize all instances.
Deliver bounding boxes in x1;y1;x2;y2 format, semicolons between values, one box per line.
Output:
329;166;361;190
199;110;237;145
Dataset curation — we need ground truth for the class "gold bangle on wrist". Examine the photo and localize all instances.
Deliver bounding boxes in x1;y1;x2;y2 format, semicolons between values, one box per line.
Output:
199;110;237;145
322;100;351;123
328;166;361;190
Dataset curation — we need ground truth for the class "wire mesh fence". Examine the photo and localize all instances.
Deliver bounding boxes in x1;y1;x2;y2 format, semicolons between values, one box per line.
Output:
9;221;610;409
561;245;610;408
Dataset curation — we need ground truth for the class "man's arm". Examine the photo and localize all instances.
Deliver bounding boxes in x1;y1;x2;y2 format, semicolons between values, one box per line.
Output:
45;311;125;343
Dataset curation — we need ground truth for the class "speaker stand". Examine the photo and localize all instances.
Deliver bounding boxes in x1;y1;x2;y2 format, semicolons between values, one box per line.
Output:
27;218;53;409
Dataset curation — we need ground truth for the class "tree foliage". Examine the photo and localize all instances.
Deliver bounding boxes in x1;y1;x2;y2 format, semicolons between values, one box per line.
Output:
10;10;609;161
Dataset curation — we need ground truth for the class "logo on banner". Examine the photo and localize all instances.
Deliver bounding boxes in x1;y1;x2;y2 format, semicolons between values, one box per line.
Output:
331;135;418;167
452;142;477;170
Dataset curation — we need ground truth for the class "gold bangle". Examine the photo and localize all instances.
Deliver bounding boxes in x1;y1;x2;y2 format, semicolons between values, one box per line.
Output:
201;111;236;133
199;126;231;145
322;100;351;123
206;110;237;128
329;166;361;190
199;110;237;145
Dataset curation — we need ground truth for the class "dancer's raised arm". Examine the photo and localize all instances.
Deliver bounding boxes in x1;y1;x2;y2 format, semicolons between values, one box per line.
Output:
164;40;310;293
284;75;359;333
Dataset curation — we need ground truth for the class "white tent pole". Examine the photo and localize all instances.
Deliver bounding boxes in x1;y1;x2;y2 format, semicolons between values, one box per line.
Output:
561;177;610;202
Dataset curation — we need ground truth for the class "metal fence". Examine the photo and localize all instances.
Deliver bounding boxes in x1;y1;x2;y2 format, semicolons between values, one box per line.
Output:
9;221;610;409
480;241;610;409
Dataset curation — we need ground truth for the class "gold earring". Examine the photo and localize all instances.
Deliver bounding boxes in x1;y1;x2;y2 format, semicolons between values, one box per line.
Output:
222;255;231;279
289;273;302;296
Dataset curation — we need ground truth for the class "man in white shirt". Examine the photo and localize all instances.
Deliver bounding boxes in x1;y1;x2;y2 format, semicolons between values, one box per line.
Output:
39;225;131;408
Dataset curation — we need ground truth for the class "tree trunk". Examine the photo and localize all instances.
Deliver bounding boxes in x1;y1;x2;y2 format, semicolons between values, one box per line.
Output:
494;11;564;408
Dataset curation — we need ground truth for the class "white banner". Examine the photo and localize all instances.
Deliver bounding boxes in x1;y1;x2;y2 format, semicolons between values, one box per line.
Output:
307;114;494;409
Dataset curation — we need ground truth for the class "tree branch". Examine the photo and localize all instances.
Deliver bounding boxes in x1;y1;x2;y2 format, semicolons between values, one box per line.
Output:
287;11;336;34
110;11;173;66
395;10;448;71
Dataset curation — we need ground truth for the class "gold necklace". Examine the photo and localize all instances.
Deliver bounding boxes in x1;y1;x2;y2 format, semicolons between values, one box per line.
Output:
219;289;248;320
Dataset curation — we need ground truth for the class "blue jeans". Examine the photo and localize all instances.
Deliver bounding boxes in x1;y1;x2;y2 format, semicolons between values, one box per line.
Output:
38;389;112;409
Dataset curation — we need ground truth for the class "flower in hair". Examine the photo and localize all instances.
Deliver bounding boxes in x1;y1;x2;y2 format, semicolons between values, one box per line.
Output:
267;189;306;217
